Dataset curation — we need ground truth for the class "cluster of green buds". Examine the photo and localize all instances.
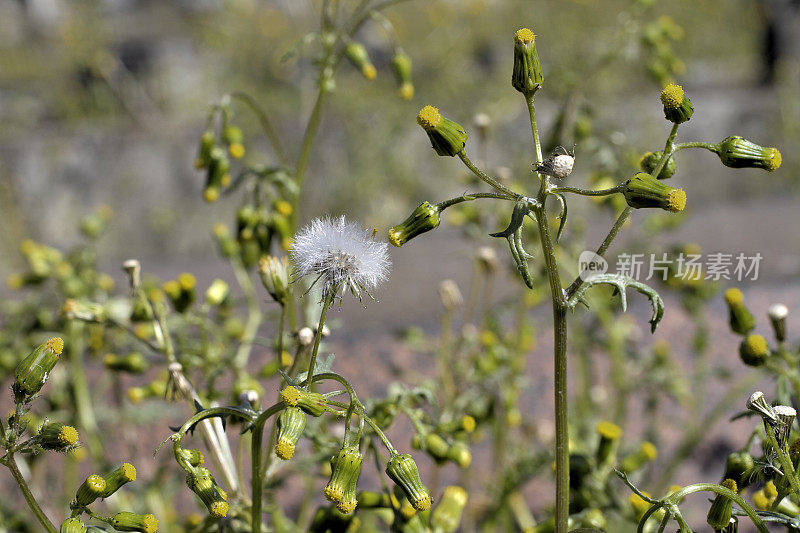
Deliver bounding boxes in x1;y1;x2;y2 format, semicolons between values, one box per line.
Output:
68;463;153;529
13;337;64;400
194;103;249;201
388;201;442;248
622;172;686;212
660;83;693;124
412;432;471;468
162;272;197;313
236;202;293;265
723;289;789;369
385;453;432;511
323;444;363;514
641;15;686;85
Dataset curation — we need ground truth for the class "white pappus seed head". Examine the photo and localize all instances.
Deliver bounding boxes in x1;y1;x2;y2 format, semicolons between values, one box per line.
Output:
290;216;390;303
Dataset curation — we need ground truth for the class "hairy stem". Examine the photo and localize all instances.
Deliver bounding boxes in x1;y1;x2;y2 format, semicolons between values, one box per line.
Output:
4;454;57;533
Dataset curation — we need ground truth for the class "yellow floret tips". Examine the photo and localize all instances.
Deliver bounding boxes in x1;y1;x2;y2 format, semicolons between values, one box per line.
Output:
47;337;64;355
280;386;301;406
724;288;744;305
209;501;228;518
641;442;657;460
721;478;737;492
765;147;782;172
596;421;622;440
660;83;684;108
417;105;442;129
514;28;535;44
60;426;79;446
275;440;295;460
667;188;686;212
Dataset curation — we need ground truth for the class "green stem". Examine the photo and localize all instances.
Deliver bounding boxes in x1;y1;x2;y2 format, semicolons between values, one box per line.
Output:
4;454;58;533
291;86;330;226
303;293;334;386
437;191;516;210
525;94;544;165
550;185;623;197
232;256;262;370
230;91;288;166
249;403;287;533
457;152;521;199
527;90;569;533
673;141;718;152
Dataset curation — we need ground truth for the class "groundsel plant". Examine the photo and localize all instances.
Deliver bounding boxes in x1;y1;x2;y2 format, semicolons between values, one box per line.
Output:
388;26;782;532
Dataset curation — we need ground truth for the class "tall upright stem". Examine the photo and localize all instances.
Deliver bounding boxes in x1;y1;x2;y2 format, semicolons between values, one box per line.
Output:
5;454;57;533
527;93;569;532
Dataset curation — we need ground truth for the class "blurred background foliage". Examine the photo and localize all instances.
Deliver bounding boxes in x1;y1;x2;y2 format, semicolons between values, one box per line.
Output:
0;0;798;272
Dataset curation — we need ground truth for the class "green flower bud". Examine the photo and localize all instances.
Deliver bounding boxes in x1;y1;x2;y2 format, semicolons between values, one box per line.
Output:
385;453;431;512
258;256;291;305
280;386;326;417
577;508;607;531
430;486;468;533
714;136;781;172
176;448;205;468
356;491;398;508
707;479;737;530
162;273;196;313
723;451;754;489
447;442;472;468
223;126;245;159
724;288;756;335
186;467;228;518
595;420;622;466
417;106;467;157
103;352;148;374
101;463;137;497
388;202;441;247
768;303;788;343
60;518;87;533
75;474;106;506
623;172;686;212
619;442;657;473
194;130;215;170
109;512;158;533
276;406;306;460
14;337;64;399
344;42;377;80
511;28;544;95
739;334;769;367
38;422;79;452
205;279;230;306
391;49;413;100
203;148;230;203
660;83;693;124
324;445;363;514
639;151;676;180
212;223;239;258
419;433;450;462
